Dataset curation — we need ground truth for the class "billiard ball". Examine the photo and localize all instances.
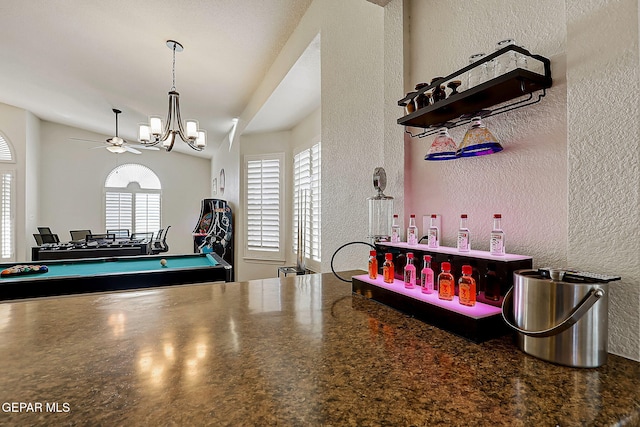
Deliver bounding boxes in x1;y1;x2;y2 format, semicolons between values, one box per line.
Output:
160;259;167;267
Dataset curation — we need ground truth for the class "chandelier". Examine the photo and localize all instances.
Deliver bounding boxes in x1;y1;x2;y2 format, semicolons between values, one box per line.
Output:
138;40;206;152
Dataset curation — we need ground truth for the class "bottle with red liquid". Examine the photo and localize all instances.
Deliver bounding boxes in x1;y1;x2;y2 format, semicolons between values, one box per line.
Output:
404;252;416;289
383;253;395;284
438;261;454;301
458;265;477;306
368;250;378;280
420;254;434;294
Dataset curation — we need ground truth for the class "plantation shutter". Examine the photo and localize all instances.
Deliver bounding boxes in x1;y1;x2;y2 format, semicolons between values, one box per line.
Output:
135;193;161;234
293;142;321;263
104;164;162;236
245;154;283;260
310;142;321;261
105;192;133;231
0;172;14;259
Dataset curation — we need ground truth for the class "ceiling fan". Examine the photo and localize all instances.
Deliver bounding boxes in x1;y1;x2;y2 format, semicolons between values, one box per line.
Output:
70;109;160;154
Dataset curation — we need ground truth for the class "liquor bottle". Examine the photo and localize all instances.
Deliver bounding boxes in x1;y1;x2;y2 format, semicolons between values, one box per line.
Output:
427;214;439;248
407;214;418;245
457;214;470;252
383;253;395;284
404;252;416;289
368;250;378;280
438;261;454;301
391;214;401;244
490;214;505;255
420;254;434;294
458;265;476;306
484;263;501;301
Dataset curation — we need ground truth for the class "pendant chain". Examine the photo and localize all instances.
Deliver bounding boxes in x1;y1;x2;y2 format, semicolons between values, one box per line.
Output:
171;45;177;91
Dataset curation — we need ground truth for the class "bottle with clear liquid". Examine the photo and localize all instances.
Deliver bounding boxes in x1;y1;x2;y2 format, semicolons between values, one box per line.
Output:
391;214;401;244
420;255;434;294
428;214;439;248
438;261;454;301
457;214;470;252
404;252;416;289
407;214;418;245
383;253;395;284
368;250;378;280
490;214;505;255
458;265;477;307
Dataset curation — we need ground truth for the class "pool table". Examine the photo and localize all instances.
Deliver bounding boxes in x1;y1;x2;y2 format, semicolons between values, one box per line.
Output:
0;253;232;301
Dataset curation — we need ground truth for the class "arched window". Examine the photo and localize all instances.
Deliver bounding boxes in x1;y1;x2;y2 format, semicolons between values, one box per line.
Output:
104;164;161;235
0;133;15;261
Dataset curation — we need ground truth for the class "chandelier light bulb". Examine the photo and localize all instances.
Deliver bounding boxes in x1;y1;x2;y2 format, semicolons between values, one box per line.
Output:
185;120;198;140
149;116;163;136
138;124;151;143
196;130;206;148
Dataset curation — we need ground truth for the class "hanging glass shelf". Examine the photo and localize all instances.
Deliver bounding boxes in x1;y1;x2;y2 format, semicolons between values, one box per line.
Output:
398;45;552;137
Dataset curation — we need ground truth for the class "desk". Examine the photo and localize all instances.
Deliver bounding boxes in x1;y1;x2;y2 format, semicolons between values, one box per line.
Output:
32;242;150;261
0;271;637;425
0;253;232;301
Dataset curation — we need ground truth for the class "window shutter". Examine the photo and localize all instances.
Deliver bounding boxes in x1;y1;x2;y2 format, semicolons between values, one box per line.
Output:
0;135;13;162
135;193;161;234
105;192;133;231
0;172;13;259
310;143;321;261
105;164;162;236
247;158;281;253
293;142;321;264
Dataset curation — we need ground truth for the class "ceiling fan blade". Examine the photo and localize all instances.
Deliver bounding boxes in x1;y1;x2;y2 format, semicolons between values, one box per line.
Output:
130;144;160;151
125;146;142;155
70;137;105;144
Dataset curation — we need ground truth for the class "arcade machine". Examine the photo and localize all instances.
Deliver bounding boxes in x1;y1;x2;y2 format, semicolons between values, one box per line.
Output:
193;199;234;280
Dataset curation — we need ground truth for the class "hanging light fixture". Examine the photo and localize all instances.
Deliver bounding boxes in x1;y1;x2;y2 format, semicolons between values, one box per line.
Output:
138;40;207;152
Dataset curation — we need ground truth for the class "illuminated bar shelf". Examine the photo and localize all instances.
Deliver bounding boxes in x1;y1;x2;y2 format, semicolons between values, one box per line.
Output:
376;241;531;262
374;242;533;308
352;274;510;343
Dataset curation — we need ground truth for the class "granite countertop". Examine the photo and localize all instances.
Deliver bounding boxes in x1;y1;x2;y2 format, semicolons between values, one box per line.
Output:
0;271;638;426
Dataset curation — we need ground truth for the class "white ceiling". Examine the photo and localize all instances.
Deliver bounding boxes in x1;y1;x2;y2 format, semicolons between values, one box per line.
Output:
0;0;317;158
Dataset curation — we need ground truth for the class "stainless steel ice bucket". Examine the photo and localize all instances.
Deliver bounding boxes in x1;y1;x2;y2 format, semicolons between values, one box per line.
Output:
502;270;609;368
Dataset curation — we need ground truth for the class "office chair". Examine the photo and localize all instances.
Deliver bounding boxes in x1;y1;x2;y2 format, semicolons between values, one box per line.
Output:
151;226;170;254
70;230;92;241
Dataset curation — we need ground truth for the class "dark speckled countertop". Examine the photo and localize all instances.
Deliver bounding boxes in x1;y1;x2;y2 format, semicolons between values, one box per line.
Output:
0;271;638;426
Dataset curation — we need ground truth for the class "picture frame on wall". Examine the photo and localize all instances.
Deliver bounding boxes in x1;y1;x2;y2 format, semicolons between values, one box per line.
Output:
212;178;217;196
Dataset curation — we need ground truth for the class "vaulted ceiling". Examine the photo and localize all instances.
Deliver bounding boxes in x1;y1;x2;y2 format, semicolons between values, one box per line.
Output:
0;0;316;157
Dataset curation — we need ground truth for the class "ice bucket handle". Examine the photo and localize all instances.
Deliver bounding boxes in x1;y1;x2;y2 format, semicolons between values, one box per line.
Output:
501;286;604;337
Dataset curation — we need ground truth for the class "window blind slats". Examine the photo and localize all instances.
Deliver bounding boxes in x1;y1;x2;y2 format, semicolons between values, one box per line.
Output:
0;172;13;259
246;157;282;254
105;164;162;235
293;142;321;262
